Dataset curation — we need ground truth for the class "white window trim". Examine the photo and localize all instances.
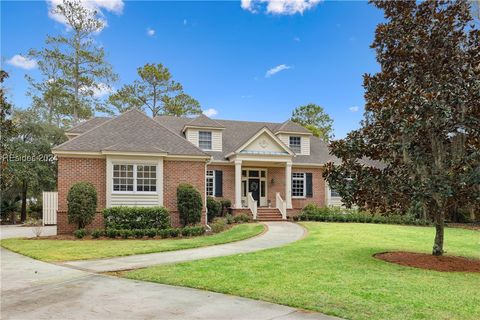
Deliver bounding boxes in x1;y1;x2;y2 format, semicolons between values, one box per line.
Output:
112;163;158;195
199;131;213;151
289;136;302;154
292;172;306;199
206;170;215;197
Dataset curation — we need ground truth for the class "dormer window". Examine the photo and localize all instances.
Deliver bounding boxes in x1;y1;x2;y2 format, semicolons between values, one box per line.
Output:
199;131;212;150
289;136;301;154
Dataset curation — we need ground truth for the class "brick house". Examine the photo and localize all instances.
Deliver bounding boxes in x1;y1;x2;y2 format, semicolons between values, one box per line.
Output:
53;109;342;233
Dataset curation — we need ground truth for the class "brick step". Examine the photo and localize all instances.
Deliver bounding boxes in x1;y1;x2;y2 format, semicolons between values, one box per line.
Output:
257;213;282;217
257;209;281;213
256;216;284;221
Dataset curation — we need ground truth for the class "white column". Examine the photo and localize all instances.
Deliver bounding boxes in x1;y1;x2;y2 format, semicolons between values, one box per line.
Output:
234;160;243;209
285;161;293;209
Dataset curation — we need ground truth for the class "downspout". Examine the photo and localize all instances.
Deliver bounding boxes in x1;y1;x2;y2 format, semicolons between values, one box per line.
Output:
205;157;212;231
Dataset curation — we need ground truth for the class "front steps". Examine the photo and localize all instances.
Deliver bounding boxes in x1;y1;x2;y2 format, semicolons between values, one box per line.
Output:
256;208;284;221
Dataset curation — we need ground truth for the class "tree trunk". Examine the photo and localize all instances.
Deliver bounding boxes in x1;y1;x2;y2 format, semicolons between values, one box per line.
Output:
432;209;445;256
20;180;28;223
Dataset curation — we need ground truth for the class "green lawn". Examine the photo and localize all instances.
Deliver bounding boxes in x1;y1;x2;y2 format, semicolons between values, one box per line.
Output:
0;223;264;262
126;223;480;320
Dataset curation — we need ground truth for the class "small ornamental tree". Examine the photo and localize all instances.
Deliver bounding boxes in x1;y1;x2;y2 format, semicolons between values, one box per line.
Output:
67;182;97;229
177;183;203;226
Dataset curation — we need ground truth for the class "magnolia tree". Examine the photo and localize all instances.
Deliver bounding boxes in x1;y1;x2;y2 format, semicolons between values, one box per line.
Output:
324;0;480;256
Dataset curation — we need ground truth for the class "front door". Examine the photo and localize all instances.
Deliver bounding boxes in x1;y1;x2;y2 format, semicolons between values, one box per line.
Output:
248;178;260;206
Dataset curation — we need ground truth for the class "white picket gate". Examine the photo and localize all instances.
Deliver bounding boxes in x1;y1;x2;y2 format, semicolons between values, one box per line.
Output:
42;192;58;225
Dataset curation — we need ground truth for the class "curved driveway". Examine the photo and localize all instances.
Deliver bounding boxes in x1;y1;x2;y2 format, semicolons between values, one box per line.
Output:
62;222;306;272
1;222;339;320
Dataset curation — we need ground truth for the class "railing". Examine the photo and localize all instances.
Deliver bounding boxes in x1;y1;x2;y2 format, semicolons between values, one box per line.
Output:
247;192;257;220
276;192;287;220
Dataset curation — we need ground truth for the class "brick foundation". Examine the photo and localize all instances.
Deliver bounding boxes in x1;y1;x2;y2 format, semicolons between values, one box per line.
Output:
57;211;104;234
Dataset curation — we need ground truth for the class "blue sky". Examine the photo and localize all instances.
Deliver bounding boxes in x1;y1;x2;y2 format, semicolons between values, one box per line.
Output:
1;0;384;138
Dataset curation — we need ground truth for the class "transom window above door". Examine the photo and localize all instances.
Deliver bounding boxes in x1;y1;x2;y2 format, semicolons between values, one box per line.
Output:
199;131;212;150
289;136;301;154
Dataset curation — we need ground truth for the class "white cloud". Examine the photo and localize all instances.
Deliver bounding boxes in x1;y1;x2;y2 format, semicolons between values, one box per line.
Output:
46;0;124;30
293;36;301;42
265;64;292;78
203;108;218;117
349;106;360;112
147;28;155;36
80;83;115;98
241;0;321;15
183;19;187;25
6;55;37;70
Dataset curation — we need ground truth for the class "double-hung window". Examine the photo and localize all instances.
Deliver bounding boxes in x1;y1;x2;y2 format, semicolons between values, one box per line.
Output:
289;136;301;154
206;170;215;197
330;188;340;197
199;131;212;150
292;172;306;197
113;164;156;193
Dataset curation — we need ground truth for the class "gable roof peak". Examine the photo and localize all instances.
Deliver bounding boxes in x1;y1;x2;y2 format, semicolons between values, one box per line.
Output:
275;119;312;134
183;114;225;131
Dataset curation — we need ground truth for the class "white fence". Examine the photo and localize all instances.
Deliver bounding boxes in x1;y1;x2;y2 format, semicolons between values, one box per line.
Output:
42;192;58;225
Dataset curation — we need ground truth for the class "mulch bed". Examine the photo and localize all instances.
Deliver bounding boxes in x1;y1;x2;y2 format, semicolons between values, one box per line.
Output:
374;251;480;273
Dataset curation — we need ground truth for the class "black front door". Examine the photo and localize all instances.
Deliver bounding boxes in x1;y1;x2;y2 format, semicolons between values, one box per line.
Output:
248;178;260;206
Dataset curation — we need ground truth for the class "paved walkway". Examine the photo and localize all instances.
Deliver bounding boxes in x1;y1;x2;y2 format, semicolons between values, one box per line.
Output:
1;222;338;320
62;221;306;272
0;224;56;239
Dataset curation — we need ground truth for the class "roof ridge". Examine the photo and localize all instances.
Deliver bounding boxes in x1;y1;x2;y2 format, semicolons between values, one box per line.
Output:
66;116;112;133
53;114;119;150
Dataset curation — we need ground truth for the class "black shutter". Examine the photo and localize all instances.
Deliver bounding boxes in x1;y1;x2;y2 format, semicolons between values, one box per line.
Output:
215;170;223;197
306;173;313;197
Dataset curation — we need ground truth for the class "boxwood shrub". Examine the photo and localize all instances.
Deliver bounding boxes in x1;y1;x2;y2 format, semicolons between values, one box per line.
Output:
296;204;430;226
103;206;170;230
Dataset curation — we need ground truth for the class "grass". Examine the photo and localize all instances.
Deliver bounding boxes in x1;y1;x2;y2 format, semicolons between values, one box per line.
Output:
0;223;264;262
126;223;480;320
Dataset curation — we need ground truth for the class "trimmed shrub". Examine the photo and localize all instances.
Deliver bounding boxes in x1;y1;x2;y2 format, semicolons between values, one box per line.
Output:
211;217;227;233
182;226;206;237
91;229;104;239
225;213;235;224
207;197;222;222
73;229;87;239
119;229;133;239
220;199;232;216
103;206;170;230
146;228;157;238
67;182;97;229
169;228;181;237
177;184;203;226
297;206;431;226
106;228;118;238
233;214;251;224
133;229;145;238
158;229;170;238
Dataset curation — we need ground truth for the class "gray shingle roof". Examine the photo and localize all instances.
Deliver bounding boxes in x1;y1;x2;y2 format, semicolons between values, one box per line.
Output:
54;109;208;156
275;120;311;134
183;114;225;130
155;115;338;165
66;117;111;134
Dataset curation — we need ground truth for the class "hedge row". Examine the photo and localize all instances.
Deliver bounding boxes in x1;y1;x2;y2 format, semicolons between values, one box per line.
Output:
103;206;170;230
74;226;205;239
295;205;431;226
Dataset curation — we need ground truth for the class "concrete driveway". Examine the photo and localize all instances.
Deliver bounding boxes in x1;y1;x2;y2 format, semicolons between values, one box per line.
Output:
1;222;338;320
0;224;56;239
63;221;305;272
